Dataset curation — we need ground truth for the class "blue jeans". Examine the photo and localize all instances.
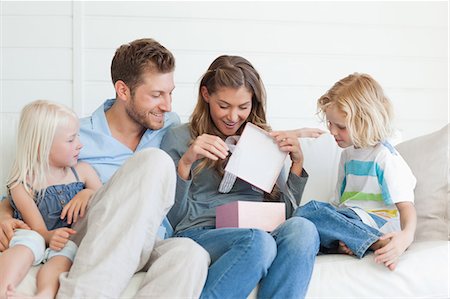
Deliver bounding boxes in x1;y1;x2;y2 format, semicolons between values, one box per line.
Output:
176;217;319;299
293;200;383;258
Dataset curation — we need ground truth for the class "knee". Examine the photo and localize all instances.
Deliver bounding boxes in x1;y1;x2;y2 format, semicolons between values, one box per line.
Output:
178;238;211;267
46;240;78;263
278;217;319;252
120;148;175;183
136;148;175;171
10;229;46;265
248;229;277;268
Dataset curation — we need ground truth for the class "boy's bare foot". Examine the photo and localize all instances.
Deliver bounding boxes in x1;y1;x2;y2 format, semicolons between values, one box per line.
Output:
369;237;390;251
387;261;397;271
337;241;354;256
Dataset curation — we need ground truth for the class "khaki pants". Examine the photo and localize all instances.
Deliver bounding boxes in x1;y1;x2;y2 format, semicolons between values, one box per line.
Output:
57;148;209;298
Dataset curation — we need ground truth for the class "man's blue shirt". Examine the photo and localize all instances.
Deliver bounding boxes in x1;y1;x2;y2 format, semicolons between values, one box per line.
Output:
79;99;180;238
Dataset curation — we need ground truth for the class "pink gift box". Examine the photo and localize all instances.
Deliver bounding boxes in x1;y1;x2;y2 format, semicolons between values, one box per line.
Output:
215;201;286;232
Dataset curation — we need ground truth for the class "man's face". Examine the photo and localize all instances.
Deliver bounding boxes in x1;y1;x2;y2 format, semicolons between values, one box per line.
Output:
125;71;175;130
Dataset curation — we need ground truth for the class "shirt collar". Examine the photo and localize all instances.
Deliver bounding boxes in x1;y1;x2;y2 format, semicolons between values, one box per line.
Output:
91;99;115;136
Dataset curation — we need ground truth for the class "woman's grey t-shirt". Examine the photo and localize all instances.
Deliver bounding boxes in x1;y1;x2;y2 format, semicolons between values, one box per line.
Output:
160;123;308;234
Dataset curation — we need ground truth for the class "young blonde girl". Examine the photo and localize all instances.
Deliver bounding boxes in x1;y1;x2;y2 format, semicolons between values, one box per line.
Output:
294;73;417;271
0;100;102;298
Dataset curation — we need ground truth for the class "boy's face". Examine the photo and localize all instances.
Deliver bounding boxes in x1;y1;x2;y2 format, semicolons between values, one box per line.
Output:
126;71;175;130
326;104;353;148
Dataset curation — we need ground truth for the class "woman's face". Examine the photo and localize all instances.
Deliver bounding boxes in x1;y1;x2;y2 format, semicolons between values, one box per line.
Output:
202;86;253;136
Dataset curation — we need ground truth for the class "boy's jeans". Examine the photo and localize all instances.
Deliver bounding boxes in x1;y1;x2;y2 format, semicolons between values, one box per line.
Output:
177;216;319;299
294;200;383;258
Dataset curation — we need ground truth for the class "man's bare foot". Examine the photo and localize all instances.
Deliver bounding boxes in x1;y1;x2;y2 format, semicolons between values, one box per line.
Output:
337;241;354;255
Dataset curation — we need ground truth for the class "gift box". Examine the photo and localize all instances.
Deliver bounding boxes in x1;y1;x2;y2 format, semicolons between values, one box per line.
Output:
215;201;286;232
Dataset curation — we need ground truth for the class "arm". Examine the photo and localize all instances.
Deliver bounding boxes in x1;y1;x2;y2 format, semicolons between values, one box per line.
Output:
269;130;305;176
177;134;229;180
374;201;416;267
292;127;326;138
161;127;229;227
281;170;308;217
60;162;103;224
0;198;30;251
269;130;309;215
9;184;75;249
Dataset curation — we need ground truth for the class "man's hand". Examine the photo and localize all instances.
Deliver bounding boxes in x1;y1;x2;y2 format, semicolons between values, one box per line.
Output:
0;218;30;251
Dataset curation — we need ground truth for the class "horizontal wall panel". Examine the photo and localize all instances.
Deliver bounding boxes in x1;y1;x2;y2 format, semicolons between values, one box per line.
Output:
82;82;116;117
250;54;448;90
396;119;449;142
387;89;448;122
84;50;448;90
83;2;447;28
267;86;448;121
2;80;73;112
83;17;447;59
1;48;72;80
1;1;72;16
1;16;72;48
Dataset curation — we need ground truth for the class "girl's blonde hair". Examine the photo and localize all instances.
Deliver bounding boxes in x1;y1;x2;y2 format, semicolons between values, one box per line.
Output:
190;55;269;175
317;73;394;148
7;100;78;199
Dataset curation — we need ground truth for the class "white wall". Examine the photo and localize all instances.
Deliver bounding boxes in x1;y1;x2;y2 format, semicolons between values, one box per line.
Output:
1;1;448;195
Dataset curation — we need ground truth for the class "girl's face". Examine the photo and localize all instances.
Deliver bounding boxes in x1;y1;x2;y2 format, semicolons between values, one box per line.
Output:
202;86;253;136
325;104;353;148
49;116;83;168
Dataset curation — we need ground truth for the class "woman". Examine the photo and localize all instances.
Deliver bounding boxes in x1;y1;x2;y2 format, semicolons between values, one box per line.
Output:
161;55;320;299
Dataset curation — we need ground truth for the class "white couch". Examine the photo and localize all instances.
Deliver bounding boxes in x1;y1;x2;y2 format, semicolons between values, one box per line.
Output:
13;124;450;298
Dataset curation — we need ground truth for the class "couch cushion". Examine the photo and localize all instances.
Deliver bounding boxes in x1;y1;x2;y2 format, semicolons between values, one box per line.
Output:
300;134;342;204
396;124;449;241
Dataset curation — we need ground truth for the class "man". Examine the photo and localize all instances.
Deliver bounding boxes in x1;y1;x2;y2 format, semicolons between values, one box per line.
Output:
0;38;209;298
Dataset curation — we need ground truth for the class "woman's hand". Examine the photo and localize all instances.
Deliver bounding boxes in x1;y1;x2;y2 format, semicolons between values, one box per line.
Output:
178;134;229;179
269;131;304;176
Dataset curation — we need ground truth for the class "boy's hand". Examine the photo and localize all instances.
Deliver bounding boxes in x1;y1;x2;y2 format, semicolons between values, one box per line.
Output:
374;230;413;270
49;227;76;251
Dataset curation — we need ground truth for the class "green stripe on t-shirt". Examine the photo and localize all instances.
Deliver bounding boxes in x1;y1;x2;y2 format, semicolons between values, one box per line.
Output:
340;191;384;203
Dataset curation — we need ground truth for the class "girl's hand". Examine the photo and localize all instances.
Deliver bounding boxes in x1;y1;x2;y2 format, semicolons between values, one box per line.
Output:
269;131;304;176
180;134;229;169
48;227;76;251
60;189;94;224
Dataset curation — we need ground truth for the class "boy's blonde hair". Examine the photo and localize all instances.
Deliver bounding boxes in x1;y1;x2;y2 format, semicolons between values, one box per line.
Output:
317;73;394;148
7;100;78;199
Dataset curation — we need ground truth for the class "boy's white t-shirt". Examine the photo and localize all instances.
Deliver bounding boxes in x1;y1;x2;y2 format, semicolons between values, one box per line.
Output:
333;141;416;233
